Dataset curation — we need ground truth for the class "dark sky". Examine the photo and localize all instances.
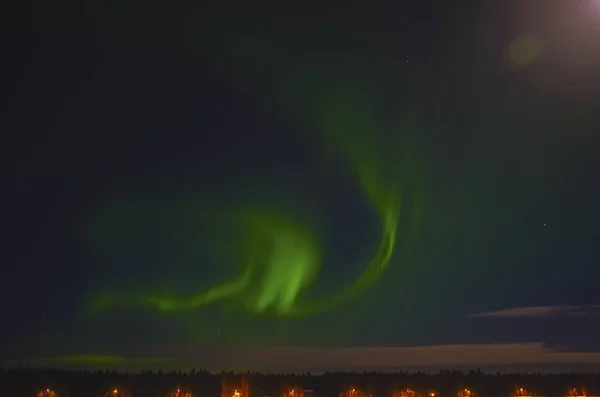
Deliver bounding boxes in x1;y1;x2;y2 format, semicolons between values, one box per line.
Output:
3;0;600;373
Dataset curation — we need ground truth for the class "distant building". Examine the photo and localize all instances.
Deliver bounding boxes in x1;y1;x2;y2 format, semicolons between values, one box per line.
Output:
37;389;58;397
340;386;373;397
458;388;479;397
221;375;250;397
104;387;132;397
566;388;599;397
512;387;542;397
165;388;194;397
282;385;305;397
391;389;421;397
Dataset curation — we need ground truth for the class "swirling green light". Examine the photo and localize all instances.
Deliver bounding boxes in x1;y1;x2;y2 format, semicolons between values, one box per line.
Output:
88;121;409;318
85;43;424;322
143;211;321;316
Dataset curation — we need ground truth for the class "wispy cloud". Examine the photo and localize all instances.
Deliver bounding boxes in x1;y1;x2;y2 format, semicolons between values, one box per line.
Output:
126;342;600;372
12;343;600;373
469;305;600;318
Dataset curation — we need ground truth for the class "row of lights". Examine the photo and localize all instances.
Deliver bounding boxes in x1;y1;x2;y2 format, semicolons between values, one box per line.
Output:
37;386;593;397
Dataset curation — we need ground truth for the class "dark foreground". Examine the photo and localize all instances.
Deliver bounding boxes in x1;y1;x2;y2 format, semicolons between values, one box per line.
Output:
2;368;600;397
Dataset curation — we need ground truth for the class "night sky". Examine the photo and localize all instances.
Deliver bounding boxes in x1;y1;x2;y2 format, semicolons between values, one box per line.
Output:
3;0;600;373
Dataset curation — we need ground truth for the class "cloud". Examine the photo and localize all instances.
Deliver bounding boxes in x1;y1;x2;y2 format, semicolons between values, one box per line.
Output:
469;305;600;319
118;342;600;372
21;341;600;372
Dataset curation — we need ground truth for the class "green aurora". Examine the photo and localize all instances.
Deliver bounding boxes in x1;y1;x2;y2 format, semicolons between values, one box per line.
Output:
73;21;430;361
86;83;426;319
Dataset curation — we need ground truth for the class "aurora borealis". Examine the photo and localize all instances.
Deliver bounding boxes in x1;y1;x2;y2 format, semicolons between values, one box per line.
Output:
85;72;423;319
3;0;600;373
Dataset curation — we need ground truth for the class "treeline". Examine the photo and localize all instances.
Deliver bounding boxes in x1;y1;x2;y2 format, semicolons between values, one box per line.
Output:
1;368;600;397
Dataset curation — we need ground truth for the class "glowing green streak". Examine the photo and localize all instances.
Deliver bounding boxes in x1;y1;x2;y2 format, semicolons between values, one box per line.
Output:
47;354;124;365
280;79;408;314
88;95;410;318
248;214;320;314
35;354;175;367
139;212;320;315
86;35;424;321
91;139;402;318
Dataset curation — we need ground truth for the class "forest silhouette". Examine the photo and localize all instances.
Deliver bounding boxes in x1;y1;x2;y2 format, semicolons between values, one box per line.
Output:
3;368;600;397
